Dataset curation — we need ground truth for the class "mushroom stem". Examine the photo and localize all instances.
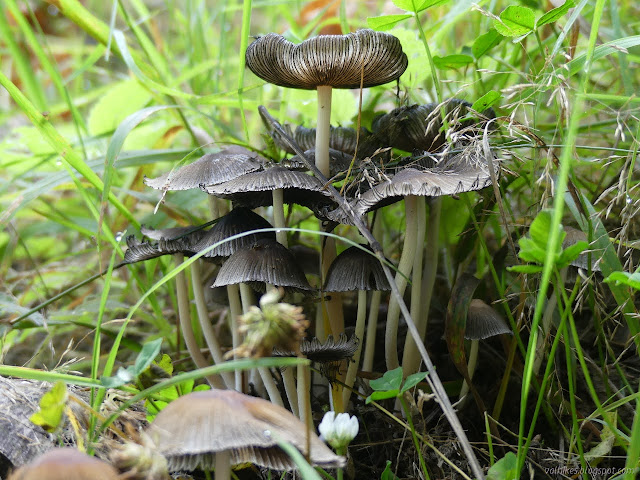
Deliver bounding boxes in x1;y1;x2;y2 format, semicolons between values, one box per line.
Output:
385;195;418;370
191;260;234;389
459;339;479;401
342;289;368;407
173;254;222;389
226;284;243;391
272;189;287;247
214;450;231;480
315;85;332;177
402;197;435;376
362;290;382;373
238;283;284;407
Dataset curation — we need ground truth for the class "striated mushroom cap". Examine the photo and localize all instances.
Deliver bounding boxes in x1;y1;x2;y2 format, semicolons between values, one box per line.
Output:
465;299;512;340
212;238;313;292
245;29;407;90
144;147;265;191
147;390;345;472
190;207;275;260
324;245;390;292
8;448;119;480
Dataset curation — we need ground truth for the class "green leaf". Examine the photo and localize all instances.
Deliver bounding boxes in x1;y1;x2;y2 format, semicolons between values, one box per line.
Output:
366;389;400;404
487;452;518;480
369;367;403;392
508;264;544;274
156;354;174;376
518;210;565;264
472;29;502;58
445;274;480;377
604;271;640;291
87;79;152;136
567;35;640;77
381;460;400;480
557;241;589;269
367;14;413;31
393;0;450;13
472;91;502;112
433;54;474;69
30;381;68;432
494;6;535;37
537;0;575;28
401;371;428;394
101;338;162;388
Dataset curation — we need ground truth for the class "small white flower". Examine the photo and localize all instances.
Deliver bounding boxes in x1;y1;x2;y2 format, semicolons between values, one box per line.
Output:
318;411;359;450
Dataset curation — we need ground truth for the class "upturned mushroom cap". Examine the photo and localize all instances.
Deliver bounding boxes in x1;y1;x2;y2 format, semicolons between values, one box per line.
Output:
212;238;313;292
202;166;335;210
324;245;391;292
245;29;407;90
465;299;512;340
8;448;119;480
190;207;275;260
123;232;201;264
144;147;265;191
147;389;344;471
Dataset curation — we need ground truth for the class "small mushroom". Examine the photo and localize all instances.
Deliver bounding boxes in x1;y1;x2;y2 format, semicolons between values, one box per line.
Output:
7;448;120;480
459;299;511;402
212;238;313;294
147;389;345;475
324;245;390;405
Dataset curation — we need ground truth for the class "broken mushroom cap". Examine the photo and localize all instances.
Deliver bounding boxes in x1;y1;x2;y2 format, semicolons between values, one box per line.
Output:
324;245;391;292
8;448;119;480
245;29;407;90
147;389;345;471
144;147;265;191
212;238;313;293
465;299;511;340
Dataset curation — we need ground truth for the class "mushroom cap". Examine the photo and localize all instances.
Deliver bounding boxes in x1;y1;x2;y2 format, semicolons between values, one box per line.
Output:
465;299;512;340
324;147;497;224
324;245;391;292
147;389;344;471
8;448;119;480
202;166;335;210
144;147;265;191
563;226;601;272
190;207;275;259
123;232;201;264
372;99;496;152
245;29;407;90
284;148;357;177
212;238;313;292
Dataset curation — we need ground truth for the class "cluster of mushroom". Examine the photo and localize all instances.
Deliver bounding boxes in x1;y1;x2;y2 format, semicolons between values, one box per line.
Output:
113;27;501;477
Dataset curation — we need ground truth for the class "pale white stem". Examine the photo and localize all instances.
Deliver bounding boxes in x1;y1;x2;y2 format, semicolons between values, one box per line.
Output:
298;361;312;455
401;197;429;376
239;283;284;407
342;289;368;407
385;195;418;370
272;189;288;247
191;260;234;389
226;283;243;391
173;254;221;388
362;290;382;373
459;339;479;402
283;369;300;417
315;85;332;177
214;450;231;480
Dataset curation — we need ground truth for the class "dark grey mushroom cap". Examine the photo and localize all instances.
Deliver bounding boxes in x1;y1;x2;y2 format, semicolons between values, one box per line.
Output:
324;245;391;292
212;238;313;292
372;99;496;152
246;29;407;90
123;233;200;264
202;166;335;210
563;226;601;272
141;224;207;242
324;148;497;224
144;147;265;191
190;207;275;259
465;299;512;340
284;148;357;177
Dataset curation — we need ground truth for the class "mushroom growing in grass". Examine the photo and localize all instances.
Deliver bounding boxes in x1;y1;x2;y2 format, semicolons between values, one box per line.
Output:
458;299;512;403
8;448;120;480
147;389;344;479
323;245;390;406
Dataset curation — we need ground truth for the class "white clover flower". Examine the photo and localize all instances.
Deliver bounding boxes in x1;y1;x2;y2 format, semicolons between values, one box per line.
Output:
318;411;359;450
